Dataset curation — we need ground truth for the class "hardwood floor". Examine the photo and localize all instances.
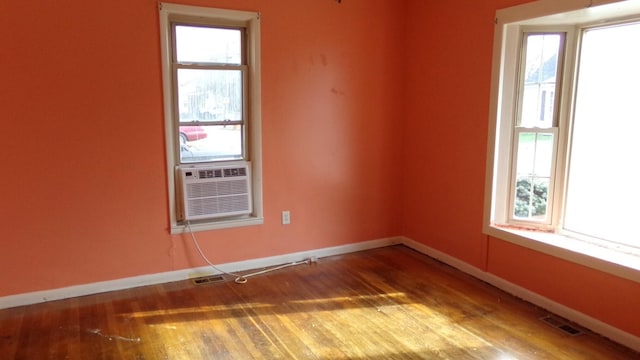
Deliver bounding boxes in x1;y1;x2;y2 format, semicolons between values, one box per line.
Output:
0;245;637;359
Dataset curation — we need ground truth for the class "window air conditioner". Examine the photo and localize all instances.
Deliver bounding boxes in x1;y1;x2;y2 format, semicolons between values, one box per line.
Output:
177;162;252;221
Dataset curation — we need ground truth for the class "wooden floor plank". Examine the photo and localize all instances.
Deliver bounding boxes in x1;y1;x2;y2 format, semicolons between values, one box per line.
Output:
0;245;638;359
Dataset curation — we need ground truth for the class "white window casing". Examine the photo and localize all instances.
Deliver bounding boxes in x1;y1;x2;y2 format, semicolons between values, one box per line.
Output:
159;3;263;233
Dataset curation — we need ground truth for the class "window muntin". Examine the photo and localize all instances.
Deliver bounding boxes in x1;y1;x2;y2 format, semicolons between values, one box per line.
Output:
562;22;640;248
173;24;247;163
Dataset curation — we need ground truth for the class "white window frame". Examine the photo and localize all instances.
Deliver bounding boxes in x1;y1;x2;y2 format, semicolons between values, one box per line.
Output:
159;3;263;233
484;0;640;283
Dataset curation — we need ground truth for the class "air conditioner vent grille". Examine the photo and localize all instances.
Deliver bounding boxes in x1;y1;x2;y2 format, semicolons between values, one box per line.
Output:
187;195;250;218
178;163;252;221
187;179;249;198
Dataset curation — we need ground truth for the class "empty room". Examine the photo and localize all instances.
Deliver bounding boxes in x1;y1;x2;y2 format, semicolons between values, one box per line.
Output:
1;0;639;358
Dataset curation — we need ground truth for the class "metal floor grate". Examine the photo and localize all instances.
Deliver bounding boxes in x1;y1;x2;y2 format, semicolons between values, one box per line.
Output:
540;315;584;336
192;275;225;285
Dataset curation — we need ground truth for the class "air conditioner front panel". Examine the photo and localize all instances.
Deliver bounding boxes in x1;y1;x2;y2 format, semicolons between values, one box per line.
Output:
186;193;250;219
178;164;252;221
186;179;248;198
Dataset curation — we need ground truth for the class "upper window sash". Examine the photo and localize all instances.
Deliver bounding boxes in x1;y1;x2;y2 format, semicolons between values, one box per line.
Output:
515;31;566;129
170;23;248;126
170;22;247;66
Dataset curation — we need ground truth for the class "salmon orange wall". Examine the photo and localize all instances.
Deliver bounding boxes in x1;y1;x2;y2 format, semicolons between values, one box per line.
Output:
488;239;640;335
0;0;405;296
401;0;640;337
2;0;638;341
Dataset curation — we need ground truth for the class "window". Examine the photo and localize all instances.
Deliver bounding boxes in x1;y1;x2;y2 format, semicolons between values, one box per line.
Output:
486;0;640;276
159;3;263;232
563;22;640;247
510;32;562;224
175;25;245;163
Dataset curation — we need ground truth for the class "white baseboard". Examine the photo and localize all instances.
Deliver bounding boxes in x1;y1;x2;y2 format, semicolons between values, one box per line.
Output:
400;236;640;353
0;236;401;311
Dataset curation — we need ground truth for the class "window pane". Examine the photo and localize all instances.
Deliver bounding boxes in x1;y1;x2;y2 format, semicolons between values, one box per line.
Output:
177;69;243;122
520;34;561;128
564;23;640;248
180;125;243;163
175;26;241;64
514;177;549;219
513;131;554;220
533;133;553;177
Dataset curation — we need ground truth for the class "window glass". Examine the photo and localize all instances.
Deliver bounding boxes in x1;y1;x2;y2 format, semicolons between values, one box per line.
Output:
175;26;241;64
177;69;243;122
520;34;561;128
513;131;554;220
179;124;243;163
564;23;640;247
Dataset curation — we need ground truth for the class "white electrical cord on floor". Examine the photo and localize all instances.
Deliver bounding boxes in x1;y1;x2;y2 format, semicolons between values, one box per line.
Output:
186;221;316;284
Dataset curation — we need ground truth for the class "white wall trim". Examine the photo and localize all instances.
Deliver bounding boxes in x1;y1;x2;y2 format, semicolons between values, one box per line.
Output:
400;236;640;353
0;236;401;311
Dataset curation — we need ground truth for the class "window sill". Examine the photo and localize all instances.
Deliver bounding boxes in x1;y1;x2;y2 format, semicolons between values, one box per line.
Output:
485;225;640;284
171;216;264;234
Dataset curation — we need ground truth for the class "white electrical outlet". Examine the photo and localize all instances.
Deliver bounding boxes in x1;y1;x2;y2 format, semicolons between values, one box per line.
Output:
282;210;291;225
